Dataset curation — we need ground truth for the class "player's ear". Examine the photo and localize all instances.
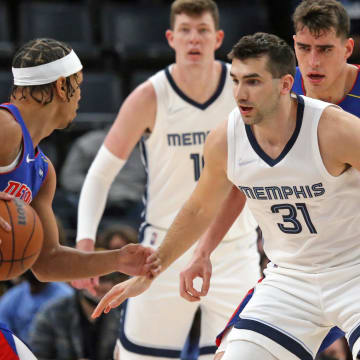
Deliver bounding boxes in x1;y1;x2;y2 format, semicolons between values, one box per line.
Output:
280;74;294;95
55;77;67;101
344;37;354;60
166;29;175;49
215;30;224;50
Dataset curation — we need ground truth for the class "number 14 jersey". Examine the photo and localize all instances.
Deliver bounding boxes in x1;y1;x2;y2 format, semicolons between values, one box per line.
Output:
227;94;360;272
144;62;257;240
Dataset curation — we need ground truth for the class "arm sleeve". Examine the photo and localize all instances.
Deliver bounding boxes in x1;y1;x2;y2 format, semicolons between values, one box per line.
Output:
76;145;125;242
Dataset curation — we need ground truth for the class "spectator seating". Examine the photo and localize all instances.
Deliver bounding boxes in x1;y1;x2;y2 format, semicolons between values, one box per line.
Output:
18;1;101;66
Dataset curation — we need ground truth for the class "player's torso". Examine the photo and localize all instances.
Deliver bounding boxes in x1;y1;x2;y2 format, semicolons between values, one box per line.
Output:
143;62;257;238
0;104;48;204
293;65;360;117
227;94;360;272
143;63;234;228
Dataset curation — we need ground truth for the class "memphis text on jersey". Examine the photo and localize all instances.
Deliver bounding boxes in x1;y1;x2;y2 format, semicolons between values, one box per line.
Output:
239;182;325;201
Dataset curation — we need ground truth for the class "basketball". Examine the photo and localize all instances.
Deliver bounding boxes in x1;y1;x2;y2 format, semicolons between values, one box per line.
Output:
0;198;43;280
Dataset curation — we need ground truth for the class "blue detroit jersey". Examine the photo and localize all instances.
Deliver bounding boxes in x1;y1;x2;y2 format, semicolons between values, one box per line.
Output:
0;103;48;203
292;65;360;117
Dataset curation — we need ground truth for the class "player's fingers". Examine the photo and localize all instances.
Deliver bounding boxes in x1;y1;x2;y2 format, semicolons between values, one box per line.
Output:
0;193;13;201
92;287;124;318
200;272;211;296
0;217;11;232
183;272;202;298
105;296;126;313
146;252;159;263
181;288;201;302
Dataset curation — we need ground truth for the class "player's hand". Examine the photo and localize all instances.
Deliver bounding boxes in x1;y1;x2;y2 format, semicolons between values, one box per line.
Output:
179;251;212;302
91;276;152;318
71;238;99;296
145;251;162;278
0;192;13;235
117;243;161;277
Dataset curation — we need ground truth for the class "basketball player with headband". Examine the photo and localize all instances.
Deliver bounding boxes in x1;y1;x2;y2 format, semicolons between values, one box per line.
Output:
0;38;157;359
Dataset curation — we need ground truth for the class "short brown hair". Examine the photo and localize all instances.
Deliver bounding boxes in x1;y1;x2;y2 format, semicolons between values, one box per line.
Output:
170;0;219;30
228;32;296;79
293;0;350;39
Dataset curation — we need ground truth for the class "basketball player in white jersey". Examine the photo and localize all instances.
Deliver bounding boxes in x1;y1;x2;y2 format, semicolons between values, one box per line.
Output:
74;1;260;359
92;32;360;360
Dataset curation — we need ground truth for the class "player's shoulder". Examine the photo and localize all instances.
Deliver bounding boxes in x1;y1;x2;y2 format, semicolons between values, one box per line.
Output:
129;78;156;105
318;102;358;144
0;106;22;159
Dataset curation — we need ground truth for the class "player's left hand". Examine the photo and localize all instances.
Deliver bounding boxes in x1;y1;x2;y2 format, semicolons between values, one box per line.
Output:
179;252;212;302
117;244;161;277
91;276;152;318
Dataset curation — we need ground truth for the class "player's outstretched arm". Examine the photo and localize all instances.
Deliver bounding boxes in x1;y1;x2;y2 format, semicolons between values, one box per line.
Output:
0;109;23;235
30;162;159;282
73;80;157;292
180;187;247;301
93;119;232;314
92;276;152;318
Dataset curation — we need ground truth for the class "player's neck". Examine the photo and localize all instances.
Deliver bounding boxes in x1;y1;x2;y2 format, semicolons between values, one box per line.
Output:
12;99;58;148
171;60;221;103
305;63;358;104
251;97;297;160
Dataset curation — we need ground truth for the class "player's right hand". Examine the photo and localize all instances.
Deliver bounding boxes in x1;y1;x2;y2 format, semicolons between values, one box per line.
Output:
0;192;13;235
71;238;99;295
179;251;212;302
91;276;152;318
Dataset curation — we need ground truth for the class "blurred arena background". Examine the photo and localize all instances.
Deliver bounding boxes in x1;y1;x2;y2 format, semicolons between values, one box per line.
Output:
1;0;358;241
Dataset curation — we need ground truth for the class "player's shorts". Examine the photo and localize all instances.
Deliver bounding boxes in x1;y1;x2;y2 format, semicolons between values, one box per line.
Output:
217;262;360;360
0;323;37;359
116;224;260;360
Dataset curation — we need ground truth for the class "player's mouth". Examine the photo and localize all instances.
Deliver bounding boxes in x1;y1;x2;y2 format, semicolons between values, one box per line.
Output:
239;105;254;116
307;72;325;84
188;49;201;58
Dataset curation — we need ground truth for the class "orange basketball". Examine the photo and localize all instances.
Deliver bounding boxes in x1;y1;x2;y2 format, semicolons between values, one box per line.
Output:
0;198;43;280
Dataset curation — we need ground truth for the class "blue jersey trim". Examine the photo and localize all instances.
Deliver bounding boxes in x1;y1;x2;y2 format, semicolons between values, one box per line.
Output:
245;94;304;167
165;61;227;110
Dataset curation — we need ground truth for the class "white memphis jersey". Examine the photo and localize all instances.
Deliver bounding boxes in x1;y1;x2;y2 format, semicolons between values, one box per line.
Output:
227;94;360;271
143;62;257;240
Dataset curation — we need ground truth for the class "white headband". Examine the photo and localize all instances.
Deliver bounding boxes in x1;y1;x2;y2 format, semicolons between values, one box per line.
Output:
12;50;83;86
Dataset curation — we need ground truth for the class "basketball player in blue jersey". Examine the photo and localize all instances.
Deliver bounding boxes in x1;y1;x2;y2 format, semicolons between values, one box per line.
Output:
92;32;360;360
292;0;360;117
74;1;261;359
0;38;156;359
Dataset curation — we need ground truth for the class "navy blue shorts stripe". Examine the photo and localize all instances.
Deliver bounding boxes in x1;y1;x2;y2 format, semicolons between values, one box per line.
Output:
349;323;360;353
234;318;313;360
318;326;344;353
119;300;182;358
